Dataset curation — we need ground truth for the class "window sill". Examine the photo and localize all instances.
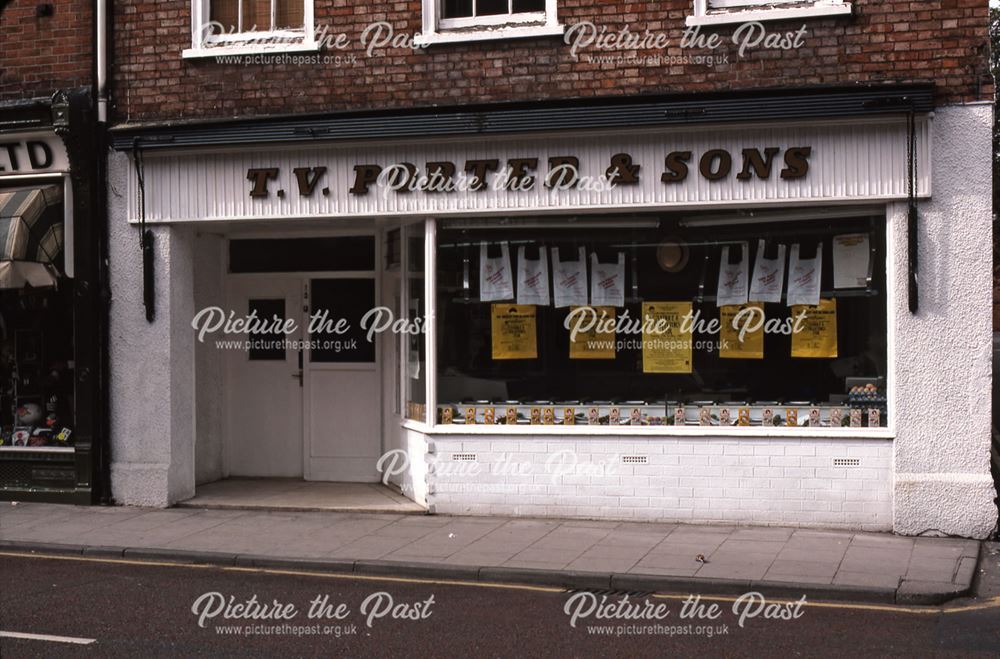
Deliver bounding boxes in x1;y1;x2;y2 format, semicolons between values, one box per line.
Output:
685;4;852;27
0;445;75;453
414;23;565;47
182;41;320;59
414;424;894;440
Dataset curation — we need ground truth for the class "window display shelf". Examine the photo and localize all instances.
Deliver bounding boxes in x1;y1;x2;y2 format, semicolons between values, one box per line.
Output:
437;402;887;429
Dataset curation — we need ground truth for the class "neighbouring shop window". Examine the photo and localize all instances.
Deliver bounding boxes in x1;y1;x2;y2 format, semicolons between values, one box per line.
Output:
404;223;427;422
0;287;76;448
434;213;887;429
247;299;286;361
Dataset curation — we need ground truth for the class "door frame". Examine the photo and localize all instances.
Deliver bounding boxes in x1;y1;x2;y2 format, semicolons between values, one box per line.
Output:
221;227;384;482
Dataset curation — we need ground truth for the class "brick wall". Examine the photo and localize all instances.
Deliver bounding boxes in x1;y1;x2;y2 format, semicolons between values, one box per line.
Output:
426;437;893;530
110;0;992;124
0;0;93;101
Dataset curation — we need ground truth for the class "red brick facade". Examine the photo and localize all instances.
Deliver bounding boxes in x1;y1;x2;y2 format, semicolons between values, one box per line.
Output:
0;0;955;124
109;0;993;124
0;0;94;101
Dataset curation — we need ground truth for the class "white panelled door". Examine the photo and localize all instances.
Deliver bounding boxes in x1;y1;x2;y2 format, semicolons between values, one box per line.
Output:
225;275;305;478
303;276;381;481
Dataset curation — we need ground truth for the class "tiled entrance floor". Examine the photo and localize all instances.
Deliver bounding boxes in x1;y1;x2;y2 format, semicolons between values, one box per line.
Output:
178;478;424;514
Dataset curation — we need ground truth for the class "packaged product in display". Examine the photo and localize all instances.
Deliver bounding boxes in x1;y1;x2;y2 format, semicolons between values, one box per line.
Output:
479;242;514;302
716;242;749;306
609;407;621;425
552;247;589;308
590;252;625;307
719;408;732;425
483;407;495;425
563;407;576;425
506;407;518;425
808;408;821;427
587;407;600;425
868;408;881;427
674;405;686;426
543;408;555;425
850;408;863;427
738;408;751;426
785;408;798;427
441;407;454;424
516;245;551;306
749;239;786;303
829;408;844;427
787;243;822;307
464;406;476;424
699;407;712;426
762;407;775;426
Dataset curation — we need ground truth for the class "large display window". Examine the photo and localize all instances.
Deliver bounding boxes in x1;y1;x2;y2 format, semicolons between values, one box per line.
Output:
431;212;888;429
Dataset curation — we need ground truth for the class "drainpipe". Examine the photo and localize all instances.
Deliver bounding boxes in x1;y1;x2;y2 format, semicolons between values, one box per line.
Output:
96;0;107;123
94;0;112;503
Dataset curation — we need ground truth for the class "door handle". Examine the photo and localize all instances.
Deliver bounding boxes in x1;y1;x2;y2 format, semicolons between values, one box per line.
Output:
292;370;303;386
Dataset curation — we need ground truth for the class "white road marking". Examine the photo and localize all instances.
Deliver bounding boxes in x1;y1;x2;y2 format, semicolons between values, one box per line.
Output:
0;631;96;645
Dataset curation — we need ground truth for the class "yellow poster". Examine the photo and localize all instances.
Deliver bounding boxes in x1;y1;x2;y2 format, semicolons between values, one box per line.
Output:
720;304;764;360
491;304;538;360
642;302;693;374
568;306;616;360
791;298;838;358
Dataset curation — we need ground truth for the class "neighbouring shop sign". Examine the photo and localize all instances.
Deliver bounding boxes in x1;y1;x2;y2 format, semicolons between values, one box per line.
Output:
127;119;931;223
0;133;69;175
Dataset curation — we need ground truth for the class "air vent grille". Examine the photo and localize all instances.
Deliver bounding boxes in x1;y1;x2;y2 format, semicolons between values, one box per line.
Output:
833;458;861;467
622;455;648;465
452;453;477;462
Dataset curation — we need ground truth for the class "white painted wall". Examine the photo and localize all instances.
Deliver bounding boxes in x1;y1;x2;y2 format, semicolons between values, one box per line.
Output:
424;436;892;530
889;103;997;538
108;149;197;507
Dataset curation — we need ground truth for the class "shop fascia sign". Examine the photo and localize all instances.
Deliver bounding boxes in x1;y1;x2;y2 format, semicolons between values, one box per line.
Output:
244;146;812;199
0;132;69;176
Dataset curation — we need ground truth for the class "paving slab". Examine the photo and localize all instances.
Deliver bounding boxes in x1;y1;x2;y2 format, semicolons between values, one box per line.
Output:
0;502;981;605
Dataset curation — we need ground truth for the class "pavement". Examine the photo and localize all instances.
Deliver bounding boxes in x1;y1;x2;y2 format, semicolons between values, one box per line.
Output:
0;502;983;606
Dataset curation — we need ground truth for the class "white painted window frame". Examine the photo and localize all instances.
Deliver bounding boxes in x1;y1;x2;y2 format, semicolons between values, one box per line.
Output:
415;0;564;47
687;0;851;27
183;0;317;59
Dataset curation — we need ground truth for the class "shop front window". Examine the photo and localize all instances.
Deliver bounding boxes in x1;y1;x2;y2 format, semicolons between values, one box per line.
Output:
404;223;427;422
434;213;887;430
1;287;76;448
1;184;75;450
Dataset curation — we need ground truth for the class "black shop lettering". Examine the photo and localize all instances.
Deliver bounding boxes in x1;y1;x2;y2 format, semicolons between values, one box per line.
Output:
244;147;812;199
